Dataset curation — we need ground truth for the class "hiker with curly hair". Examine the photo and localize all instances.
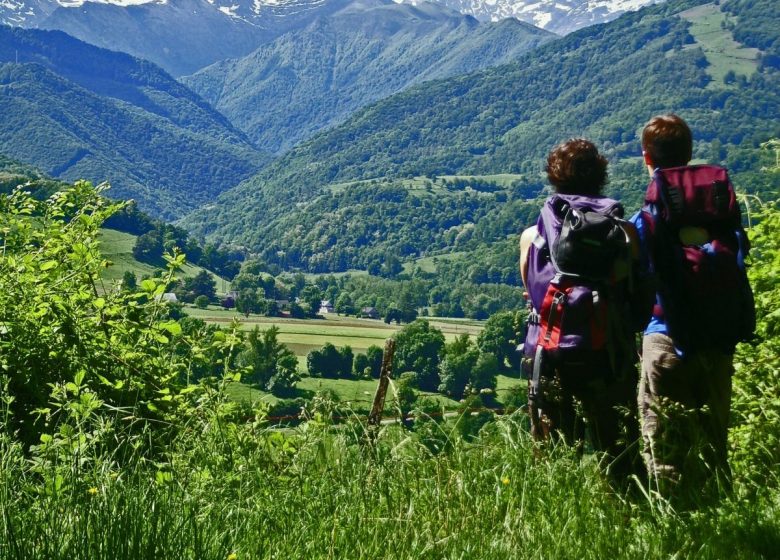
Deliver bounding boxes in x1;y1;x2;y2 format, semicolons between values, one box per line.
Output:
520;139;652;483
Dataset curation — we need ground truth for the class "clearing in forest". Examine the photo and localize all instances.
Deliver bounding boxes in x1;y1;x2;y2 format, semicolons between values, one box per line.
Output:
680;3;760;84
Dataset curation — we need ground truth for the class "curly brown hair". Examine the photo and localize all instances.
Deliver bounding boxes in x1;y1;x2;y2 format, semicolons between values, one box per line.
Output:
545;138;608;196
642;114;692;169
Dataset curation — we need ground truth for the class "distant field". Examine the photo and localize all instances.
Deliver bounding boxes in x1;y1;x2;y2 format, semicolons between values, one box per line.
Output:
681;3;760;84
226;372;524;417
437;173;524;187
328;173;525;198
98;228;231;293
403;251;469;274
186;306;483;370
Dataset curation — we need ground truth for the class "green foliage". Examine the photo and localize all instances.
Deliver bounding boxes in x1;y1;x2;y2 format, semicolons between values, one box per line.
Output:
392;372;418;423
307;343;354;379
194;295;210;309
470;352;500;393
412;396;449;454
0;182;242;459
365;345;384;379
456;395;494;441
438;334;479;398
121;270;137;291
239;326;300;395
183;0;779;267
393;320;446;392
477;310;524;373
730;199;780;483
184;8;552;153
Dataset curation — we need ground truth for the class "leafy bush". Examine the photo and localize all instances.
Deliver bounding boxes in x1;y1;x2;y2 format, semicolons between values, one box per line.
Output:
730;200;780;483
0;182;242;463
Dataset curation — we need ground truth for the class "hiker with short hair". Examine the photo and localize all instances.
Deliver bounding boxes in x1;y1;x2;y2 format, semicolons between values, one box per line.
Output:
632;114;755;498
520;139;652;483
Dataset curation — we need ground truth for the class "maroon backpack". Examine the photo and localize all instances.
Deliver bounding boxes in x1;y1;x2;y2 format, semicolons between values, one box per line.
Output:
640;164;755;352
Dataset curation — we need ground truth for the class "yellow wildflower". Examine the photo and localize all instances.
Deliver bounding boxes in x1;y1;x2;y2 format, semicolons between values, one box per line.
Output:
87;487;98;495
227;553;238;560
501;477;510;485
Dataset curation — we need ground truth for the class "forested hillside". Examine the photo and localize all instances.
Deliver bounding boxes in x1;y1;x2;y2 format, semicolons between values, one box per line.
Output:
183;0;553;153
181;0;780;272
0;28;267;219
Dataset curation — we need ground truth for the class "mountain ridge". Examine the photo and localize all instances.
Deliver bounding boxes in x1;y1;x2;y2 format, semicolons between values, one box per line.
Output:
182;0;553;152
0;26;267;218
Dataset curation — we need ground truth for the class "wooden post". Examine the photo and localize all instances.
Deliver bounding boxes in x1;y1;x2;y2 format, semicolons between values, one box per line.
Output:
367;338;395;428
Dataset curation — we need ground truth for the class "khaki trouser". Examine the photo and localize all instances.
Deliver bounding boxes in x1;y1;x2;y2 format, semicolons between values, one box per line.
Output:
639;333;733;494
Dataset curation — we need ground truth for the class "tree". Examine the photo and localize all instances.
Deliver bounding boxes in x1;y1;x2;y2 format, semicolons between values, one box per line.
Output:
236;289;261;317
335;292;355;315
132;229;163;263
438;334;478;398
122;270;137;290
184;270;216;300
241;326;299;393
307;343;342;378
393;320;445;392
384;307;402;324
476;311;523;373
289;301;306;319
353;353;370;378
194;295;209;309
301;285;323;317
365;345;384;378
470;352;499;392
393;372;417;424
338;345;354;378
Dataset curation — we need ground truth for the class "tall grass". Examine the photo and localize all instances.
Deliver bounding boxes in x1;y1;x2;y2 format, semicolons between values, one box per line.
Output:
2;411;778;560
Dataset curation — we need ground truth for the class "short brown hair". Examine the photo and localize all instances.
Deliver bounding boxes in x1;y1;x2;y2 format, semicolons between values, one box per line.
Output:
642;114;693;169
545;138;608;196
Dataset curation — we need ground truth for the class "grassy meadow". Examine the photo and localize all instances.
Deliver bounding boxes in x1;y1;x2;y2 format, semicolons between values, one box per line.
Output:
98;228;231;291
4;410;778;560
681;3;760;84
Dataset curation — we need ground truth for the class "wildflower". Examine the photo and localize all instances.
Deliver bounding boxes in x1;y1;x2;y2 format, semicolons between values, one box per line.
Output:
501;477;510;486
87;487;98;495
227;553;238;560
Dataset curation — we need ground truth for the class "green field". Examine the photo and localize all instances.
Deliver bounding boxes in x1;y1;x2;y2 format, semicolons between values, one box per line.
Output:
681;3;760;84
226;372;523;418
98;228;231;293
403;250;469;274
187;306;522;411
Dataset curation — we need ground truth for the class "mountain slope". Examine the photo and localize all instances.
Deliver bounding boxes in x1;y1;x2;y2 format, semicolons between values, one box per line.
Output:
180;0;780;270
4;0;369;76
183;0;553;152
0;27;266;218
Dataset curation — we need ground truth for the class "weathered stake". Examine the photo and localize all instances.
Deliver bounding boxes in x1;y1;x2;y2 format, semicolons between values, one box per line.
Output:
367;338;396;429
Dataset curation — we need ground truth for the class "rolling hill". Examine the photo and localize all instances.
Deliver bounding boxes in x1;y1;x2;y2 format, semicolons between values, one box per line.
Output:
0;27;267;219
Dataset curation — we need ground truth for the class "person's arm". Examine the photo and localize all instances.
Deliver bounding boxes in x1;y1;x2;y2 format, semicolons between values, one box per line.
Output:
519;226;537;294
625;213;656;331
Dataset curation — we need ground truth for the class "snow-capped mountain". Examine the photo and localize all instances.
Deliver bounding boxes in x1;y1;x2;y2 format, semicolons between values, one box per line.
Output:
0;0;339;26
0;0;356;74
398;0;664;35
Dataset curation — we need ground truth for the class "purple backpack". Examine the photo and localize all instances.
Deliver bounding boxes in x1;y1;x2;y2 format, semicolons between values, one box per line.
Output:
523;194;635;367
640;165;755;352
